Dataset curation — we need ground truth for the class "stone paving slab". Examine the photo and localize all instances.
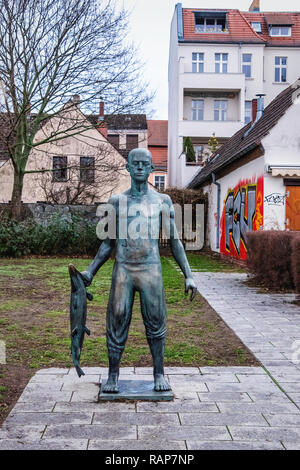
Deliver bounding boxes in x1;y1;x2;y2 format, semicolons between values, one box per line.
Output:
229;425;300;442
88;440;187;450
186;440;285;450
0;439;89;450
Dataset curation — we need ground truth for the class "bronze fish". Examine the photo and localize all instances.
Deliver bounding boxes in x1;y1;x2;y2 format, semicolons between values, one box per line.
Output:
69;264;92;377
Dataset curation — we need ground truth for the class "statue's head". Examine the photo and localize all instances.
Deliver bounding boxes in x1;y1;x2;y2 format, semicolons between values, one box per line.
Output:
126;148;154;183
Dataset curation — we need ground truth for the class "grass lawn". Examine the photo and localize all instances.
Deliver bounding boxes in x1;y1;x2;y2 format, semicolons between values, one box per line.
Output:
0;253;256;425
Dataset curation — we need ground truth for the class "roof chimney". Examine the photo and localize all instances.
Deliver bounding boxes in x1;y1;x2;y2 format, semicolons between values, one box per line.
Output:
72;94;80;107
251;99;257;123
249;0;260;11
99;98;104;120
255;93;265;121
243;94;265;137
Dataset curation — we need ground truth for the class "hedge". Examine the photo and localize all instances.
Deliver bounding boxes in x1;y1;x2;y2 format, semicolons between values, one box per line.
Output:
245;231;300;291
0;214;99;257
291;235;300;300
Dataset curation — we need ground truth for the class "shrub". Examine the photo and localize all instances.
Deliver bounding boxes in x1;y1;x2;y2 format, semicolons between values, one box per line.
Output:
0;214;100;258
183;137;196;163
245;231;297;290
291;235;300;299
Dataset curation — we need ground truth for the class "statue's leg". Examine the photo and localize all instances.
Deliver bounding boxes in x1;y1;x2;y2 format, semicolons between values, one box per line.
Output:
147;336;171;391
103;263;135;393
138;264;171;392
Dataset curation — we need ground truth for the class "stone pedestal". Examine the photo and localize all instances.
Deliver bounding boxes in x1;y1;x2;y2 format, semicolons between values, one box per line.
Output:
98;380;174;401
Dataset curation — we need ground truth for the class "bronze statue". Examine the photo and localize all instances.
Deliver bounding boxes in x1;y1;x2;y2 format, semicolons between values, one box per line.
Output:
79;148;197;393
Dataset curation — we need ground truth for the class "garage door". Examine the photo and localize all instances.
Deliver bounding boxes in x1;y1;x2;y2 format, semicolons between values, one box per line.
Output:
286;186;300;231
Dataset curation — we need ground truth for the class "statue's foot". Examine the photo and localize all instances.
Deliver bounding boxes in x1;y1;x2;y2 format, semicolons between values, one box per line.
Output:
154;374;171;391
102;374;119;393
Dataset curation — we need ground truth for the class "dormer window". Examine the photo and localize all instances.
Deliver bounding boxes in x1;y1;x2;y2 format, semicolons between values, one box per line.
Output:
270;26;291;37
194;12;227;33
265;14;293;37
251;22;262;33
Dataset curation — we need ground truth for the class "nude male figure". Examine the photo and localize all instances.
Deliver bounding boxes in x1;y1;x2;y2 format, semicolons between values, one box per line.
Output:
81;148;197;392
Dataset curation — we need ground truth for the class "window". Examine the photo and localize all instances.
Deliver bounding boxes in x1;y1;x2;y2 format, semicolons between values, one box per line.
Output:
53;156;67;182
154;175;165;190
245;101;252;124
193;145;204;163
126;134;139;150
215;53;228;73
242;54;252;78
191;100;204;121
275;57;287;83
214;100;227;121
107;134;119;149
192;53;204;73
251;22;262;33
195;16;226;33
270;26;291;37
80;157;95;183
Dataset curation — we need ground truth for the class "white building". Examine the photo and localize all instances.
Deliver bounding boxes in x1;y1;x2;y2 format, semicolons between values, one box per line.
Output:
168;1;300;188
188;79;300;261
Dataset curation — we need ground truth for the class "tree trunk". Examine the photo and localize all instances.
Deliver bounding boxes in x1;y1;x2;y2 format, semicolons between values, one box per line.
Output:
11;168;25;219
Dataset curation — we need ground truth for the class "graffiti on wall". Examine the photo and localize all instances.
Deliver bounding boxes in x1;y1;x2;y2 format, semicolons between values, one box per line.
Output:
264;193;285;206
220;176;264;260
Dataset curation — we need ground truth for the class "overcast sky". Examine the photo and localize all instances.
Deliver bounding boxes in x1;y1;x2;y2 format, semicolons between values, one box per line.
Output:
122;0;300;119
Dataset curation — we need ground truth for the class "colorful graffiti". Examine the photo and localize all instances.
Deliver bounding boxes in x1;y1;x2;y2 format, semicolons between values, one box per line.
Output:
220;176;264;260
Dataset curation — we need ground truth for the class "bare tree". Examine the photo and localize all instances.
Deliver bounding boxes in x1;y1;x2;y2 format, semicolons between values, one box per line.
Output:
0;0;152;218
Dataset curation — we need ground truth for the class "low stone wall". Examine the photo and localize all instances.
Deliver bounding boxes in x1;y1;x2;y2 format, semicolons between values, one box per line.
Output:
0;202;100;225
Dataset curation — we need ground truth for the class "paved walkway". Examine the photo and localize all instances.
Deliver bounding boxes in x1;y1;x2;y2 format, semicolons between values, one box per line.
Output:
0;272;300;450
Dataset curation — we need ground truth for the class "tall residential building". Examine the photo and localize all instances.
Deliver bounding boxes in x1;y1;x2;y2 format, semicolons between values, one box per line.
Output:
168;1;300;188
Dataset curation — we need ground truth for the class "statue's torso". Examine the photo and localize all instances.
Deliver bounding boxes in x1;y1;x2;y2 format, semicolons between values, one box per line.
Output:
113;190;169;265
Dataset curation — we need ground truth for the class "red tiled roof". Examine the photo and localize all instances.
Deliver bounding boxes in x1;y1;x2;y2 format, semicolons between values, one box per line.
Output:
243;12;300;46
182;8;300;46
147;120;168;146
182;9;264;43
149;146;168;169
264;14;294;25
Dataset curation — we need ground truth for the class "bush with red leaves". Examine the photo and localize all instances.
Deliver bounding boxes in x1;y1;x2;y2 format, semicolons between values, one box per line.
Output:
245;231;299;290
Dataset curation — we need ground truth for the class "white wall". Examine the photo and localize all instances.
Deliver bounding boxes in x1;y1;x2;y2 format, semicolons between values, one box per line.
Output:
168;8;180;187
264;48;300;106
262;101;300;230
183;95;240;122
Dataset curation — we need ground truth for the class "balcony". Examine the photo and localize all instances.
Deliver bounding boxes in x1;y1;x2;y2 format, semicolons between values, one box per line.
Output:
180;72;245;92
179;119;243;139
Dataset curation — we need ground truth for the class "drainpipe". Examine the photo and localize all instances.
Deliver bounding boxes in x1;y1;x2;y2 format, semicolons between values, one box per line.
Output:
212;172;220;250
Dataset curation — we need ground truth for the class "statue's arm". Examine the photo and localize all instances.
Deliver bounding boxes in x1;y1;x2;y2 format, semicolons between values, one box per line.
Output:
81;197;117;286
162;196;197;301
82;237;116;284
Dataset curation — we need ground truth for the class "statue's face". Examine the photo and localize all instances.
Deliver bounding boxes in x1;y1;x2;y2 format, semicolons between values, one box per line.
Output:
126;150;154;183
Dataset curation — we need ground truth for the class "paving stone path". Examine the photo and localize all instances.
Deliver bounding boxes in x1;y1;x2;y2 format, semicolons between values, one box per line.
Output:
1;272;300;450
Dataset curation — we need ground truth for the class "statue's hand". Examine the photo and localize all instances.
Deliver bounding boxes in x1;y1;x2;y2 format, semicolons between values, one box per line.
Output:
80;271;93;287
185;277;197;301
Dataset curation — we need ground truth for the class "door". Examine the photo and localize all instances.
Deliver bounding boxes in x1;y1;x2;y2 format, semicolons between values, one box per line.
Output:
286;186;300;230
